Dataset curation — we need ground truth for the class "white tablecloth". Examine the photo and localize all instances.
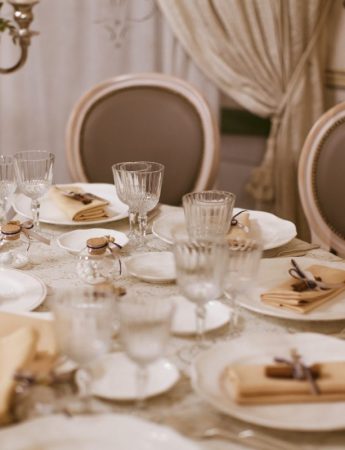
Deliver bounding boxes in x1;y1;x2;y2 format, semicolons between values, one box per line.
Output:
9;205;345;449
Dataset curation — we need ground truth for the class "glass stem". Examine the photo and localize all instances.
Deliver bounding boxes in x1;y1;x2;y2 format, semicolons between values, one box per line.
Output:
128;209;137;240
31;199;40;230
77;367;93;412
195;303;207;347
137;213;148;246
136;364;148;409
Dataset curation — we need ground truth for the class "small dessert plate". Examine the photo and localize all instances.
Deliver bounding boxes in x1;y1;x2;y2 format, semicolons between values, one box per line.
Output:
90;352;180;401
125;251;176;283
172;296;232;335
57;228;128;255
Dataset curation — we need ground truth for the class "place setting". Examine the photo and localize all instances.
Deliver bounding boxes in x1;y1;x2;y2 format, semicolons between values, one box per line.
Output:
238;256;345;322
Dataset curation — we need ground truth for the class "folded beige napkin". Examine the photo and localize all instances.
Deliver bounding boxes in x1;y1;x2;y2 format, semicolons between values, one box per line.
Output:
222;360;345;405
227;211;251;243
49;185;109;221
0;327;38;424
261;264;345;313
0;313;59;424
0;311;57;355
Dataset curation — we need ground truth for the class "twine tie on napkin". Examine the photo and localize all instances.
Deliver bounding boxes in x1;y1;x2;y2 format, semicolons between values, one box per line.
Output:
268;348;320;395
231;210;249;230
289;259;345;292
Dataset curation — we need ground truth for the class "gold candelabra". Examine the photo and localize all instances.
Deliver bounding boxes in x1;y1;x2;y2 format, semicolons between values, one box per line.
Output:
0;0;39;74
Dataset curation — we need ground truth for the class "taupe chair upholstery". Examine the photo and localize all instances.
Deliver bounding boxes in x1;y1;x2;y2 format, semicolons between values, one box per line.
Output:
298;102;345;256
66;73;219;205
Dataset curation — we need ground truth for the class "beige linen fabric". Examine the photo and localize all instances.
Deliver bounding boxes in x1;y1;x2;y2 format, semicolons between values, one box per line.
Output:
158;0;333;238
222;361;345;405
49;186;109;222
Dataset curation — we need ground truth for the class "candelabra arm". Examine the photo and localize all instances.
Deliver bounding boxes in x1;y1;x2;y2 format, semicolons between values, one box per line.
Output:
0;1;39;74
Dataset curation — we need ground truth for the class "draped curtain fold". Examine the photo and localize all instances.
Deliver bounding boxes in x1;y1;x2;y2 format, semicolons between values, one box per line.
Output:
158;0;333;238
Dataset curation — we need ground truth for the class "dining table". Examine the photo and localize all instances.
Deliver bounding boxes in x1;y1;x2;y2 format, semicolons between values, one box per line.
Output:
2;203;345;450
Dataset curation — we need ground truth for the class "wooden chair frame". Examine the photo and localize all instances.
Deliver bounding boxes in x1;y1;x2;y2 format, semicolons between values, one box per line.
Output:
298;101;345;255
66;72;219;195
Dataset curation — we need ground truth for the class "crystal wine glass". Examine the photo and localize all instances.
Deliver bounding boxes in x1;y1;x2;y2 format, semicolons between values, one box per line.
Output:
14;150;54;230
112;161;164;249
173;239;229;359
183;190;235;242
51;286;116;410
118;294;174;407
0;155;16;224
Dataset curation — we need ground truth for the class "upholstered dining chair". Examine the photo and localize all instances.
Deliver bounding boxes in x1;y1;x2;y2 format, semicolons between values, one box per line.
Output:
66;73;219;206
298;101;345;256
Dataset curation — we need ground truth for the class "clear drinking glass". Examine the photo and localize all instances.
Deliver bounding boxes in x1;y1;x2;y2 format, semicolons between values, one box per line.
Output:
51;286;116;408
183;190;236;242
0;155;16;224
173;239;228;358
14;151;54;230
118;295;174;407
223;239;262;334
112;162;164;248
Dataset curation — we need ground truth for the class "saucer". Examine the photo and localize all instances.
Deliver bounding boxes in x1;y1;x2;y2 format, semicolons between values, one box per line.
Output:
125;252;176;283
172;296;231;335
90;353;180;401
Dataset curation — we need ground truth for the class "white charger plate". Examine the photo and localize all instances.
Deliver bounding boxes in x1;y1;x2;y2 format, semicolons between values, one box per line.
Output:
91;353;180;401
0;269;46;312
152;208;296;250
125;251;176;283
191;332;345;431
239;257;345;321
172;296;231;335
0;413;199;450
13;183;128;226
57;228;129;255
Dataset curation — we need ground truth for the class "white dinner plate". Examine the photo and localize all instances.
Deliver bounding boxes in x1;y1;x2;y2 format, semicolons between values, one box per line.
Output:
0;413;200;450
152;208;297;250
191;332;345;431
57;228;129;255
0;269;46;312
13;183;128;226
91;353;180;401
125;251;176;283
172;296;231;335
239;257;345;321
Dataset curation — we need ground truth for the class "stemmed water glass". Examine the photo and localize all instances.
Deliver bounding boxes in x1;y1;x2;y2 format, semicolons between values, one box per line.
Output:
117;294;174;407
223;238;262;335
173;239;229;360
51;286;116;411
14;150;54;230
0;156;16;224
112;161;164;249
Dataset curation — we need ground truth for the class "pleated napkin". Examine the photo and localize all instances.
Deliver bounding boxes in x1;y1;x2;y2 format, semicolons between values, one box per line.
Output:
0;311;57;355
0;327;37;424
49;185;109;221
222;360;345;405
0;313;58;424
261;264;345;313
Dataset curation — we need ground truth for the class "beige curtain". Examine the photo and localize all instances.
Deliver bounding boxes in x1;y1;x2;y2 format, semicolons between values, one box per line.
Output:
158;0;333;238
